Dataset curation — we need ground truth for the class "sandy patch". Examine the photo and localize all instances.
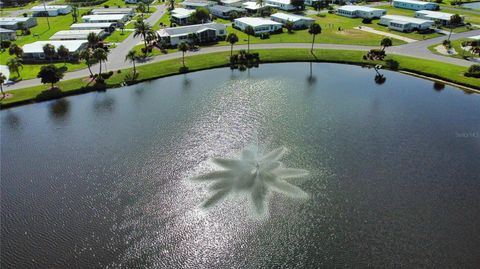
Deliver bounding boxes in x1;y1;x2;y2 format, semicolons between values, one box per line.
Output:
435;45;457;55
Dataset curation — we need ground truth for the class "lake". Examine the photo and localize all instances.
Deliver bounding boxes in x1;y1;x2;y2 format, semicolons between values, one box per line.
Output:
1;63;480;268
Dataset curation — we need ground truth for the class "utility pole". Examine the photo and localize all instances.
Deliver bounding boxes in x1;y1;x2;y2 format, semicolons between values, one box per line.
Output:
43;0;51;30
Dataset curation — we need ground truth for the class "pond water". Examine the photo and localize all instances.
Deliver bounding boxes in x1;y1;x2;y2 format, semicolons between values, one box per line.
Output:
1;63;480;268
461;1;480;9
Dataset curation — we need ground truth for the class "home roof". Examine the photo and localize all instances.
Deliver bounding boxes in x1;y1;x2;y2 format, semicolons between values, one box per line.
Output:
382;15;433;24
30;5;70;11
181;0;215;7
209;5;245;12
23;40;87;53
468;35;480;40
270;12;314;22
0;27;16;33
242;1;265;10
337;5;385;12
71;22;115;29
82;14;128;20
171;8;196;19
50;29;104;40
91;8;135;14
158;22;226;37
393;0;436;5
0;17;33;23
234;17;282;27
266;0;291;5
415;10;460;20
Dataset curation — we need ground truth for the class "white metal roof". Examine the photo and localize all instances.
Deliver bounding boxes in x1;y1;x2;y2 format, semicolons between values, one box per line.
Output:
415;10;460;20
337;5;385;12
0;17;33;23
234;17;282;27
71;22;115;29
242;2;265;10
381;15;433;24
23;40;87;53
158;22;226;37
0;65;10;81
270;12;314;22
50;29;104;40
82;14;128;20
171;8;196;19
0;27;15;33
393;0;436;5
91;8;135;14
30;5;70;11
266;0;291;5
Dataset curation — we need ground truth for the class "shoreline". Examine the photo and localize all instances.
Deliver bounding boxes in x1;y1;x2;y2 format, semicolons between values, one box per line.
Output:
1;49;479;109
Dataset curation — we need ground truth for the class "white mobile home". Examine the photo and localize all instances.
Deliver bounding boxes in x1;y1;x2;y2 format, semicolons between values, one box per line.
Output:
70;23;116;32
415;10;464;26
49;29;106;40
22;40;88;62
265;0;296;11
91;8;136;17
157;22;227;46
171;8;196;25
336;6;386;19
180;0;216;9
380;15;433;32
221;0;246;7
82;14;129;24
208;5;246;19
242;2;269;12
233;17;283;34
392;0;438;11
0;17;37;30
270;12;314;29
0;28;16;41
304;0;322;6
30;5;72;16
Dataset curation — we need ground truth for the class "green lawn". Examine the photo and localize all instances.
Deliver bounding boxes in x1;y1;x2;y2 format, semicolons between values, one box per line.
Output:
1;0;43;11
104;30;133;42
2;48;478;108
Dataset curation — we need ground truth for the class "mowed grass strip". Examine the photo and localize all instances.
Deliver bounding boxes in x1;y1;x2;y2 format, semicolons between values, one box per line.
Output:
2;48;478;108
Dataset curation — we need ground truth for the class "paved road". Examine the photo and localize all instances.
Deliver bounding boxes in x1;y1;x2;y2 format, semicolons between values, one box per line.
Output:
4;23;480;91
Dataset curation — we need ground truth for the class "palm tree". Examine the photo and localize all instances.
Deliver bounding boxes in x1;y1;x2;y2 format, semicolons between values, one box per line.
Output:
308;23;322;53
80;48;94;77
134;19;153;56
8;44;23;58
6;58;23;78
57;45;70;65
125;49;138;77
447;14;462;41
244;26;255;53
226;33;239;57
43;43;56;62
0;73;6;97
87;32;100;49
380;37;392;52
93;48;108;75
256;0;265;7
285;20;294;33
169;0;175;10
72;5;78;23
178;42;189;67
137;2;147;16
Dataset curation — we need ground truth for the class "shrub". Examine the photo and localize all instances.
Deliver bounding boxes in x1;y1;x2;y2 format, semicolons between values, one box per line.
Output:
117;70;122;74
362;18;372;24
1;40;11;49
385;59;399;70
464;64;480;78
23;12;28;17
316;13;326;18
104;5;109;8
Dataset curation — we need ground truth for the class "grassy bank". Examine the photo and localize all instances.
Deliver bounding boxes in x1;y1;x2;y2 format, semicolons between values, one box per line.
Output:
1;49;478;108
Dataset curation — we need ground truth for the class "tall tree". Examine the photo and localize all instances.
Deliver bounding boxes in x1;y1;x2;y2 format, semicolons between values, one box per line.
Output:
6;58;23;78
380;37;392;52
178;42;189;67
87;32;100;49
226;33;239;57
57;45;70;65
0;73;6;97
125;49;138;77
137;2;147;15
72;5;78;23
80;48;94;77
308;23;322;53
43;43;56;62
291;0;305;10
256;0;265;7
447;14;462;41
244;26;255;53
93;48;108;75
169;0;175;10
37;65;64;89
285;20;294;33
134;19;154;56
189;7;210;24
